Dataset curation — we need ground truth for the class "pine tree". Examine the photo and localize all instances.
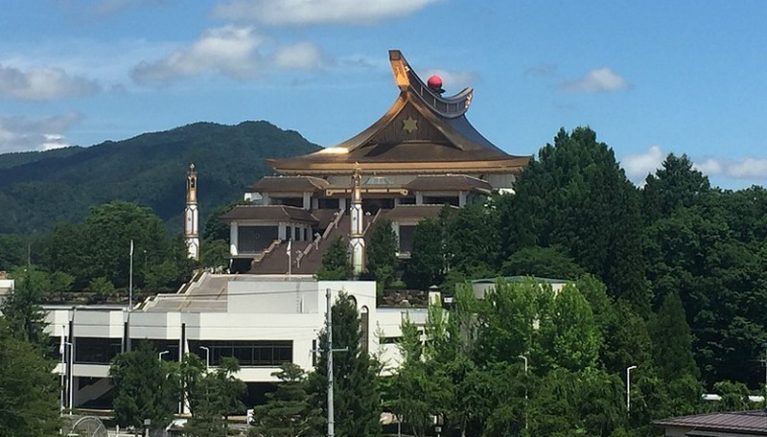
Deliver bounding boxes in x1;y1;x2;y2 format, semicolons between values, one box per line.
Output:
366;218;398;289
1;269;48;348
405;219;444;289
308;292;381;437
650;292;699;381
0;317;60;436
250;363;322;437
316;237;352;280
110;341;179;431
499;127;649;314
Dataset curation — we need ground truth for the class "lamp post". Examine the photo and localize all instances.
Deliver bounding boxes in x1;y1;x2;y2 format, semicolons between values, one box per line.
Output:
518;355;528;430
762;342;767;405
626;365;638;412
199;346;210;371
159;351;169;361
60;339;74;416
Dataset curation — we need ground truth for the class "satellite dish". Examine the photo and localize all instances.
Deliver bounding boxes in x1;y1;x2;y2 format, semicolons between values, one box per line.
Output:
68;416;108;437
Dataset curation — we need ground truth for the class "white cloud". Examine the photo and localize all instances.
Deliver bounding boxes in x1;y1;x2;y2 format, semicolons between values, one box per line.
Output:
725;157;767;179
132;26;265;84
422;69;476;91
0;113;82;153
623;145;767;184
212;0;438;25
0;64;100;101
132;26;330;85
273;42;325;70
692;158;723;175
623;145;664;182
562;67;628;93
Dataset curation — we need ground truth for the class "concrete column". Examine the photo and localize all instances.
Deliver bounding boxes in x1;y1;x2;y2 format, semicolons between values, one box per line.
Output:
392;223;401;253
262;193;271;206
339;198;347;211
303;192;311;210
278;223;287;241
459;191;467;207
229;222;238;256
415;192;424;205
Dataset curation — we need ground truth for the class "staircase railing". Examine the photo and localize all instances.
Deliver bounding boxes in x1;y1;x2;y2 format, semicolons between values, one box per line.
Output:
296;209;345;267
363;208;382;236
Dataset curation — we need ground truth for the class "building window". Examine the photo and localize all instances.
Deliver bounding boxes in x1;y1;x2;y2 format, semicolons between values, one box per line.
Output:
423;196;459;206
190;340;293;367
318;198;340;209
72;337;123;364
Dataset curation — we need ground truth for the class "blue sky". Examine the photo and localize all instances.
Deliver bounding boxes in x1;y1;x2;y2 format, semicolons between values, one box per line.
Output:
1;0;766;188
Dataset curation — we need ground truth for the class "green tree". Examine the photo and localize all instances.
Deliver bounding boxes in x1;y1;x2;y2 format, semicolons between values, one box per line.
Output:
186;357;246;436
316;237;352;280
501;246;584;280
366;218;398;289
499;127;649;313
250;363;322;437
444;205;499;278
406;219;444;289
110;342;179;432
87;276;115;303
388;318;452;437
200;239;230;270
650;292;699;381
1;270;48;347
642;153;710;223
0;318;59;436
308;292;381;437
0;234;25;271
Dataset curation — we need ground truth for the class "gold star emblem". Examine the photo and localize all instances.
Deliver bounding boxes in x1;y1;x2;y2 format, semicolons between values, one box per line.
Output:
402;117;418;133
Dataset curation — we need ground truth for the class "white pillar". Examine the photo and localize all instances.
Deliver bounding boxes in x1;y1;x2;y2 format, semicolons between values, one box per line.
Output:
459;191;467;207
229;222;239;256
415;192;424;205
278;223;287;241
303;192;311;210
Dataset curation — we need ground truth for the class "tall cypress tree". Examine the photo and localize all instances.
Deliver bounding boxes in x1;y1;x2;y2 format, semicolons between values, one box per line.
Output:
366;218;398;288
308;292;381;437
650;292;699;381
500;127;649;314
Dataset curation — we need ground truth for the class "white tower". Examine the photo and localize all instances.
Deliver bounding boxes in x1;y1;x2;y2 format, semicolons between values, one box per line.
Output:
184;163;200;261
349;164;365;276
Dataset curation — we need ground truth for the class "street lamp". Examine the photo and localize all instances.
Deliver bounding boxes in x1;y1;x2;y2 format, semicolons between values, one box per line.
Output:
60;339;74;416
518;355;529;430
199;346;210;371
626;365;638;412
762;342;767;403
159;351;169;361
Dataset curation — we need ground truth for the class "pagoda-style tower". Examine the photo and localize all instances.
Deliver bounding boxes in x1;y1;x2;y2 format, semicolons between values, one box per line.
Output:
222;50;531;275
184;163;200;261
349;165;365;276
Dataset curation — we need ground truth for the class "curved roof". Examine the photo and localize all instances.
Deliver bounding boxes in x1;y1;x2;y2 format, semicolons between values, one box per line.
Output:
268;50;530;175
250;176;329;193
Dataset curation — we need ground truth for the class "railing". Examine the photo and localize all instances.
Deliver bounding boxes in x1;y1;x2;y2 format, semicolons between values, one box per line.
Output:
363;208;382;236
296;209;345;268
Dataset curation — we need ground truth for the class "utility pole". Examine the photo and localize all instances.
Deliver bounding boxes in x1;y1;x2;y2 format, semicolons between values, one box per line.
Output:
626;365;638;412
326;288;334;437
319;288;347;437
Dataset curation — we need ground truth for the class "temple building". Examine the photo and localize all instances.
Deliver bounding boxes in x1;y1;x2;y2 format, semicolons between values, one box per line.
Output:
223;50;530;274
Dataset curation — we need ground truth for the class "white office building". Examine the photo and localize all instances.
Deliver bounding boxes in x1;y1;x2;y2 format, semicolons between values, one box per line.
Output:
44;274;428;408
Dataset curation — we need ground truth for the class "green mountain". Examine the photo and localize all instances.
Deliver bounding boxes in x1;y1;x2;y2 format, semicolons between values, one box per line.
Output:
0;121;320;234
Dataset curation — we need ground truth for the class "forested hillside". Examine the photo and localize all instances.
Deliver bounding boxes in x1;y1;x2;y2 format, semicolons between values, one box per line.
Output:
0;121;320;234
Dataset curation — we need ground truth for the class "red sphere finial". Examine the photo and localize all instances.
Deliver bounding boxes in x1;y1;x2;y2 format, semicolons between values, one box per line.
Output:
427;75;443;90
